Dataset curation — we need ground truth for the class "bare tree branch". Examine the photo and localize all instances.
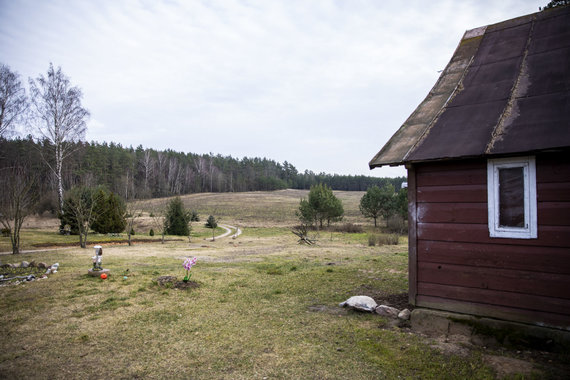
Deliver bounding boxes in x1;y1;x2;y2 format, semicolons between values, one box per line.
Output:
0;166;38;254
0;63;28;138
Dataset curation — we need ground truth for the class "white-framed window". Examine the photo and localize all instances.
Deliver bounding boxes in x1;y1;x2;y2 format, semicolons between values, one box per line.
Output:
487;156;537;239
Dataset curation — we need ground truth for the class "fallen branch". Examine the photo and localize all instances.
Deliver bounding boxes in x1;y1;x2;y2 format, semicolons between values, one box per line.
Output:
292;228;316;245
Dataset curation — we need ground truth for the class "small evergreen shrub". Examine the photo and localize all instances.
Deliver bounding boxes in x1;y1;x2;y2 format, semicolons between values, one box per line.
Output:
164;197;191;236
149;229;155;236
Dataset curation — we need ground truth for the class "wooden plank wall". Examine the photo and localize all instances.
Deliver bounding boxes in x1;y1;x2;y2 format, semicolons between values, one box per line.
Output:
413;152;570;329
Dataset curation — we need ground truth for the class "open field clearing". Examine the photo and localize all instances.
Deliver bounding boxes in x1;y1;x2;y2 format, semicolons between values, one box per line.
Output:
1;190;566;378
139;189;367;228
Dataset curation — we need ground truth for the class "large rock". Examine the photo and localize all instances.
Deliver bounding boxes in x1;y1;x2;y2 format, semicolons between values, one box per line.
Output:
375;305;400;318
398;308;411;320
339;296;378;312
88;268;109;277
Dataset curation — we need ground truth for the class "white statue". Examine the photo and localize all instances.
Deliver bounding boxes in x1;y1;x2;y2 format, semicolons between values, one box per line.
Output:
92;246;103;270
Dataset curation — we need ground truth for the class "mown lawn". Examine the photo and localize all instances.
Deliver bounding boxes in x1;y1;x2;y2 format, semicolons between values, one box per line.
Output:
0;230;500;379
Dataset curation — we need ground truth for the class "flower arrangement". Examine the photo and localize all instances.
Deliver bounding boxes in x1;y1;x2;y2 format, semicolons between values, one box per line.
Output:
183;257;197;282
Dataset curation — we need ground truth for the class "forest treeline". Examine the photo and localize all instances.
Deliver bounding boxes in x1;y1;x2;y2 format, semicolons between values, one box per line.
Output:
1;137;405;210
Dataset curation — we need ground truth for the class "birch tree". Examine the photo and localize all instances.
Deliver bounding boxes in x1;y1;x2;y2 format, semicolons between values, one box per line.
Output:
0;63;28;137
28;63;89;214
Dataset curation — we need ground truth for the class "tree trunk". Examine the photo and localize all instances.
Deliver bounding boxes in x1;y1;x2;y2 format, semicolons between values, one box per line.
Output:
79;226;87;248
10;229;20;254
56;146;64;215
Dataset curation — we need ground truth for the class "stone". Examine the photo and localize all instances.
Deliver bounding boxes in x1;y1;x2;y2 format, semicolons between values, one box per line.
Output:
29;261;36;267
398;309;411;320
37;262;48;269
339;296;378;312
21;261;30;268
375;305;400;318
88;268;110;277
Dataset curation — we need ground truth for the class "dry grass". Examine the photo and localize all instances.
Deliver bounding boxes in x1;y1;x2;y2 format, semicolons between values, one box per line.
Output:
138;189;367;228
0;236;499;379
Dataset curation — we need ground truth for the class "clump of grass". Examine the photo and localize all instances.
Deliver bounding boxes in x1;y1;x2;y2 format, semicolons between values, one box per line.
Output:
332;223;363;233
368;233;399;246
266;267;283;275
85;296;132;314
387;215;408;234
256;263;285;275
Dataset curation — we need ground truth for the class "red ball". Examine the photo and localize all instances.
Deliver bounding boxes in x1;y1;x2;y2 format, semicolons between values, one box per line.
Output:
100;273;108;279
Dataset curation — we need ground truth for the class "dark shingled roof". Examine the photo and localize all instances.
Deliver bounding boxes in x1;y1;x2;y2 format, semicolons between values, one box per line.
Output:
369;6;570;169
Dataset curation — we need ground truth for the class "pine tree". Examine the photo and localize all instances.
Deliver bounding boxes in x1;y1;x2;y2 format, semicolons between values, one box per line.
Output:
164;197;191;236
205;215;218;240
359;184;397;227
91;189;127;234
297;183;344;228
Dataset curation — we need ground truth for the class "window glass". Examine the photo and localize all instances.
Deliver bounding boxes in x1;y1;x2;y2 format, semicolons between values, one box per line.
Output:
487;156;537;239
498;167;524;227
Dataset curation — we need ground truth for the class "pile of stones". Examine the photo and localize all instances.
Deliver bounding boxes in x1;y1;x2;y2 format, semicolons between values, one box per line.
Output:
0;261;60;285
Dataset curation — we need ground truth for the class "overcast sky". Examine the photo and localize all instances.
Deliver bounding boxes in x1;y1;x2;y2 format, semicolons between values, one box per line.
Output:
1;0;542;177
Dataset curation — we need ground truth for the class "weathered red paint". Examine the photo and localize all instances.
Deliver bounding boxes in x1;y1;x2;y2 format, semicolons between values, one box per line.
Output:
409;152;570;330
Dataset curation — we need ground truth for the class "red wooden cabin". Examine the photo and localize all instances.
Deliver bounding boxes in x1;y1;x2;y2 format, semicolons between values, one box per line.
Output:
369;6;570;330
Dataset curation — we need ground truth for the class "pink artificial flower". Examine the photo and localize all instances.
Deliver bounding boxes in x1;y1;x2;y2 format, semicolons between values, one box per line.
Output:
183;257;197;271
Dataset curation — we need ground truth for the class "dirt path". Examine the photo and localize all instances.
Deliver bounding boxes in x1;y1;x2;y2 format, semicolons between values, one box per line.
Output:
205;224;242;241
0;247;77;256
2;225;243;255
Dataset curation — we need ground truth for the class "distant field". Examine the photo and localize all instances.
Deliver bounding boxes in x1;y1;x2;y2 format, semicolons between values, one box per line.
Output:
138;189;368;228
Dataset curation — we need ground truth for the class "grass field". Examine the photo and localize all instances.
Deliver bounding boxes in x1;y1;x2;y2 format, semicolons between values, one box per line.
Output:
0;190;563;379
